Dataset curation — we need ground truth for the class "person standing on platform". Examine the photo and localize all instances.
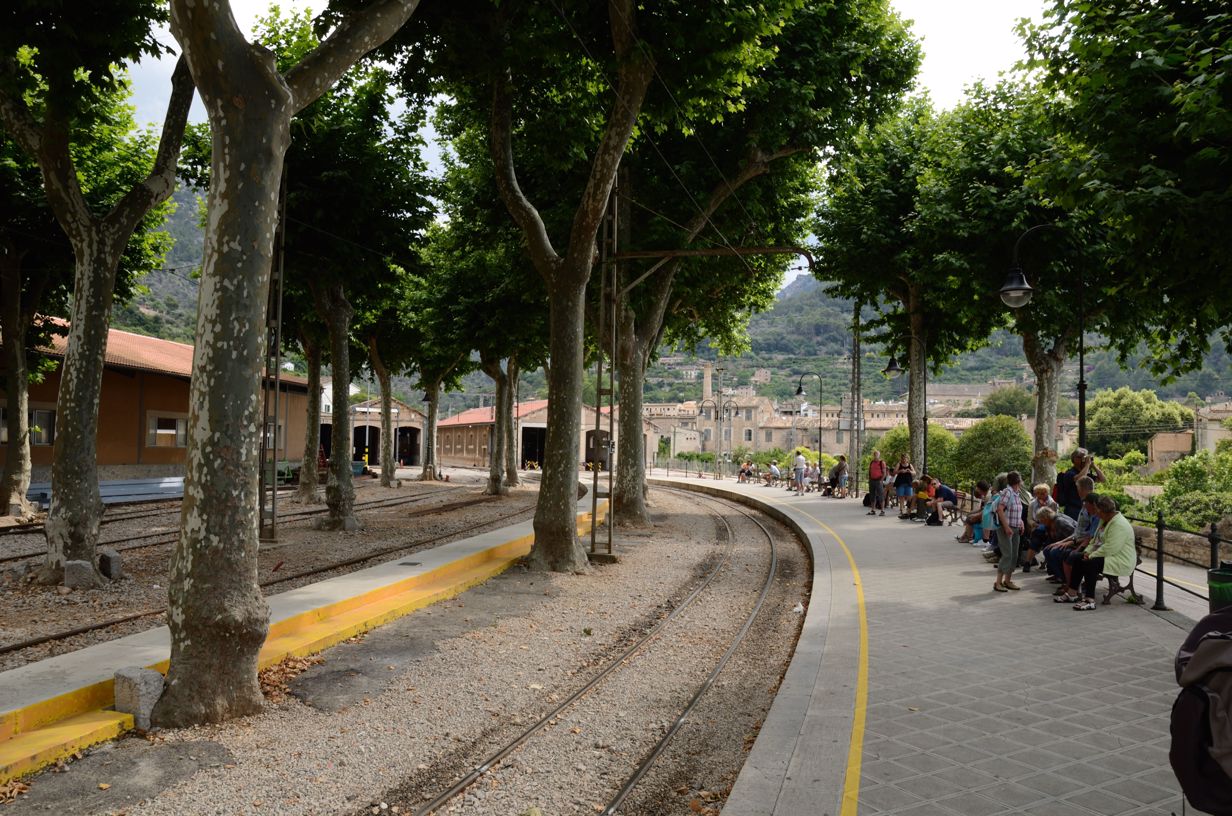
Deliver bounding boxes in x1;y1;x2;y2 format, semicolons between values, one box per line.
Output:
993;470;1026;593
868;450;887;516
793;450;807;496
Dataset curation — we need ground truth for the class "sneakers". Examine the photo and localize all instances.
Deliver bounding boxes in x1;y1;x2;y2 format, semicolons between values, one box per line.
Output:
1073;599;1097;611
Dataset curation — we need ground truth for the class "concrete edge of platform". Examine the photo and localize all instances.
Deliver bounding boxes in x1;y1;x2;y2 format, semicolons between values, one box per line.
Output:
0;500;606;784
648;479;862;816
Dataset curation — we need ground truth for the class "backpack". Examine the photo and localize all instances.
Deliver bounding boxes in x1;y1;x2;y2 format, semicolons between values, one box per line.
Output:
862;492;873;508
1171;609;1232;815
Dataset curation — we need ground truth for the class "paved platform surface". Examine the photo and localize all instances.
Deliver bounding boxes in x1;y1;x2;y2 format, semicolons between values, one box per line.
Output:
650;475;1193;816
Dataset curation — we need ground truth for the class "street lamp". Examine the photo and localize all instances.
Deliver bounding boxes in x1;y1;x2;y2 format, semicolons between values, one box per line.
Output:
883;348;927;476
1000;223;1087;449
721;399;738;476
698;398;719;479
795;373;823;454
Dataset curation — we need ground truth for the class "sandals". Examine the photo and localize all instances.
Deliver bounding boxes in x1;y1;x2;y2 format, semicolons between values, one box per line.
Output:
1003;581;1021;591
993;584;1008;593
1073;599;1097;611
1054;593;1080;603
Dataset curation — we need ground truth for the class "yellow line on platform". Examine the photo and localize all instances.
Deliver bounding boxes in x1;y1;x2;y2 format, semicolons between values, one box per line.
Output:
761;496;869;816
0;504;605;784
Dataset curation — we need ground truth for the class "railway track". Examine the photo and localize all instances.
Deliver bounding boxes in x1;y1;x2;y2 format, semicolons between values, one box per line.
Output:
0;493;529;659
0;486;468;567
0;479;440;538
403;488;779;816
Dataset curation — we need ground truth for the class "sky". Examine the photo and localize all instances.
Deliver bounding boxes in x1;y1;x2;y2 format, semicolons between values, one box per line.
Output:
124;0;1049;287
128;0;1048;129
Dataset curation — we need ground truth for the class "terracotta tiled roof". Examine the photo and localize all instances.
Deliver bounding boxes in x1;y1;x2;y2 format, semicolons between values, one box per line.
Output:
43;322;308;387
439;399;550;427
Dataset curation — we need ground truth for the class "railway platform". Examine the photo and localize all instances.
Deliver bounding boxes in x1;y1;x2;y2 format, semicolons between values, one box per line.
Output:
649;474;1190;816
0;495;605;784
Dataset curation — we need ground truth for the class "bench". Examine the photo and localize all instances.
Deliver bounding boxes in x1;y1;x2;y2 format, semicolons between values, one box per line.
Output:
1101;537;1144;605
27;477;185;510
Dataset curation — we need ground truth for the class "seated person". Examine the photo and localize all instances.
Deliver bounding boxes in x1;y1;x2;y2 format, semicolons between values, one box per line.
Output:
764;461;781;486
1028;482;1059;528
1042;480;1099;589
957;480;991;542
1023;506;1075;572
927;478;958;525
913;479;934;520
1058;495;1135;610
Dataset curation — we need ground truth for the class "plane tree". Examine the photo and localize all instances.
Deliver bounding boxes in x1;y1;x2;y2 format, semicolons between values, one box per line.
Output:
152;0;422;728
255;7;433;523
0;2;195;585
606;0;920;524
1023;2;1232;374
393;0;799;570
815;100;1009;472
428;119;549;495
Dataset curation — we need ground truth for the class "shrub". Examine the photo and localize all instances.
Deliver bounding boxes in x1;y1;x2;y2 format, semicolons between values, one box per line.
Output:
868;423;958;484
1150;491;1232;533
953;415;1033;489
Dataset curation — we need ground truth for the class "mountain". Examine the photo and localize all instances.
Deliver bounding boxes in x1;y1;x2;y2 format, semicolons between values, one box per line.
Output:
112;186;202;343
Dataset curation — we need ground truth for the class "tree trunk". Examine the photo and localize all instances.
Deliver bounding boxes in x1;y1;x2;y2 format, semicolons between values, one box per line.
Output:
1023;330;1067;486
40;236;126;586
503;358;520;487
151;0;419;729
367;336;395;488
152;75;288;727
613;299;651;526
481;356;508;496
296;334;321;503
906;287;927;474
318;285;358;530
0;253;34;517
531;276;590;571
420;381;439;481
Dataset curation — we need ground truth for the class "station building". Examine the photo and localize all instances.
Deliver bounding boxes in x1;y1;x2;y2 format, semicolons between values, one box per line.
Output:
1;327;312;481
437;399;660;471
324;396;425;467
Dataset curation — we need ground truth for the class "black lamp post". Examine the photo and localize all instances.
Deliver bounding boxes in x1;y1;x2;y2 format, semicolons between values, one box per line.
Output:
883;349;928;476
698;398;719;479
1000;223;1086;449
795;373;824;454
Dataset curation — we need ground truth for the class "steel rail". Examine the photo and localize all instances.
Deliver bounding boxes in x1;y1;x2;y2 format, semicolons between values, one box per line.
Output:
0;500;533;658
409;488;777;816
601;500;779;814
0;488;470;566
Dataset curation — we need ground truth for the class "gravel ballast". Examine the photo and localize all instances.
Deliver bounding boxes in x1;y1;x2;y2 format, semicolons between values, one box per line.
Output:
4;487;807;816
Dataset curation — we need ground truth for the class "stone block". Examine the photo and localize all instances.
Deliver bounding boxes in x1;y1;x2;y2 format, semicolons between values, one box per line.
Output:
98;547;124;580
114;667;165;731
63;559;96;589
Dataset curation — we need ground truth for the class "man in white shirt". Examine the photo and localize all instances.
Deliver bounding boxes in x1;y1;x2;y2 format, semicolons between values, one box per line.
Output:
793;452;807;495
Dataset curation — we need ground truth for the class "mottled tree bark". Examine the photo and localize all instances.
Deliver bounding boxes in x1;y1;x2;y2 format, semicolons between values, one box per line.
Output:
1023;330;1068;486
317;285;358;530
153;0;417;727
481;355;508;496
420;381;439;481
906;287;927;473
0;249;43;517
503;358;520;487
296;333;322;503
367;335;395;487
488;0;653;571
613;299;650;525
0;57;195;585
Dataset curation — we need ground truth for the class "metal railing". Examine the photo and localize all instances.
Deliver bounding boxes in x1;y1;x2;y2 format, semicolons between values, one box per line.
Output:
1123;511;1229;612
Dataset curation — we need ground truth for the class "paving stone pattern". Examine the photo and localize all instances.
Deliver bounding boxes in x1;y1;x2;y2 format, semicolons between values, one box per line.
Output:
846;507;1191;816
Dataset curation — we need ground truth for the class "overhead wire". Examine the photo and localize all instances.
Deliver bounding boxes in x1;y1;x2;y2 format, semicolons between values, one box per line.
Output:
541;0;759;279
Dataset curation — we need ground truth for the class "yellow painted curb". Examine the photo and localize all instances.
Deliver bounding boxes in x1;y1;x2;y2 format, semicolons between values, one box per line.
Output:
0;710;133;783
0;503;605;784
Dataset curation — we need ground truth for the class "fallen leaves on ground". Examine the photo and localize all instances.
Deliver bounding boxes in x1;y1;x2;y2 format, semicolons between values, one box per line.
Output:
258;654;324;703
0;780;30;803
